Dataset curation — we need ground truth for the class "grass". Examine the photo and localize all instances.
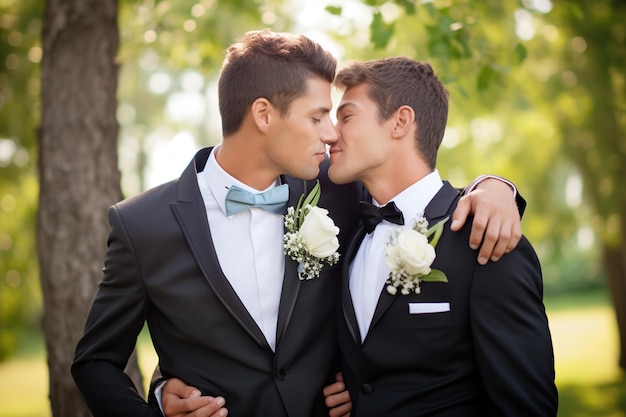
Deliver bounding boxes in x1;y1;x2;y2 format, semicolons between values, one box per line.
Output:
0;289;624;417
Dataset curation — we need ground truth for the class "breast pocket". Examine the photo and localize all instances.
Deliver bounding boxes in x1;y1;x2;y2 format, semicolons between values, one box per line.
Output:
398;303;452;328
395;283;452;328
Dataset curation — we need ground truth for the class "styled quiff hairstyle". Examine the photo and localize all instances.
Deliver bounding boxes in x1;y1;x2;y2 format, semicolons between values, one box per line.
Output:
335;57;449;169
218;29;337;136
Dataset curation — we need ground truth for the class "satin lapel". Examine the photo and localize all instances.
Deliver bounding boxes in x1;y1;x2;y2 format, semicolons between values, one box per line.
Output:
368;279;396;334
424;181;459;225
341;224;367;345
275;176;307;346
171;148;269;349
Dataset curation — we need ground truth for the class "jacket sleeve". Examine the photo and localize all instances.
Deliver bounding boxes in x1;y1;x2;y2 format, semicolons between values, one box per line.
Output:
469;236;558;416
461;175;527;217
71;205;162;417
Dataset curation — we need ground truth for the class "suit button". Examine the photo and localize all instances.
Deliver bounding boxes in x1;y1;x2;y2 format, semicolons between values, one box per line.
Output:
361;383;372;394
277;368;287;380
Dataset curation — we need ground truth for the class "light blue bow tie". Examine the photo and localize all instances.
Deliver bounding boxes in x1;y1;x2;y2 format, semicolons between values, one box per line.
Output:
224;184;289;216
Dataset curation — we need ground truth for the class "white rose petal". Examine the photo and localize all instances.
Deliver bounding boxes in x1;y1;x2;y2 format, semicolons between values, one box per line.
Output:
396;229;435;276
384;243;401;271
299;206;340;258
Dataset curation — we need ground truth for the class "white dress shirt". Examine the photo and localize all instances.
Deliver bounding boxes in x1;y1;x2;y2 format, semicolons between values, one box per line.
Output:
349;170;444;342
197;148;285;351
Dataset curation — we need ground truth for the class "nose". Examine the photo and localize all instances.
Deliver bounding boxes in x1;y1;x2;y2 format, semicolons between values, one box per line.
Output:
321;119;338;144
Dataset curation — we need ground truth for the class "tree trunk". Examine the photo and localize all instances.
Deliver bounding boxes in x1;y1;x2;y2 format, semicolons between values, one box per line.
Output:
39;0;143;416
603;225;626;370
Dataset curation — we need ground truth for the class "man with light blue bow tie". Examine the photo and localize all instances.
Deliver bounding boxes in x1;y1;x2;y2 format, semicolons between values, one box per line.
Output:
72;30;525;417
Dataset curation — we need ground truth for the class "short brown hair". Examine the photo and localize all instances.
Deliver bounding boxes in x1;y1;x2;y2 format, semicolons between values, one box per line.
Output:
218;29;337;136
335;57;448;169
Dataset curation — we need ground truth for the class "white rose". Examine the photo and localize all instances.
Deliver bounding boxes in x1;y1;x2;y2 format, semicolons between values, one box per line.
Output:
299;206;340;258
396;229;436;276
384;242;402;271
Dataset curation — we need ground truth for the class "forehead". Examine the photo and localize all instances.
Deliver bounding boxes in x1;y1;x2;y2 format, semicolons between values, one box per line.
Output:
293;77;332;106
337;83;374;113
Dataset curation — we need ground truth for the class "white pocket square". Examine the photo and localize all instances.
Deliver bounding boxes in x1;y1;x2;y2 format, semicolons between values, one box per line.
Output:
409;302;450;314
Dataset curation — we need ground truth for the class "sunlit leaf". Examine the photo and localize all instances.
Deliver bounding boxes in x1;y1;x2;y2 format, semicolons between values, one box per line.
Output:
394;0;416;14
370;12;395;49
477;64;496;91
325;5;342;16
514;42;527;64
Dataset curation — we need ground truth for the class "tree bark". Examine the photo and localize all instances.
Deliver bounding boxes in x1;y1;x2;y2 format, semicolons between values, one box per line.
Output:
39;0;143;415
603;222;626;370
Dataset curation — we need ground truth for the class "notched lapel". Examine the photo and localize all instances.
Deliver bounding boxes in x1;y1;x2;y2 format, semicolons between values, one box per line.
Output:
341;225;368;345
171;149;270;349
275;176;308;346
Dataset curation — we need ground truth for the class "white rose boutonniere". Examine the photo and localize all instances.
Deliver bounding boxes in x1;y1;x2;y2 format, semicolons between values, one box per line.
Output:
384;215;449;295
284;181;340;280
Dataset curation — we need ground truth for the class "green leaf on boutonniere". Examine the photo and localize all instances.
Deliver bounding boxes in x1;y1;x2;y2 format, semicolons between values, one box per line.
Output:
420;268;448;283
427;216;449;248
295;180;321;228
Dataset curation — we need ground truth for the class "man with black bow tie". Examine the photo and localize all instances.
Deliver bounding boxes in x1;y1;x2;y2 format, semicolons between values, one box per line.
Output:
324;57;558;417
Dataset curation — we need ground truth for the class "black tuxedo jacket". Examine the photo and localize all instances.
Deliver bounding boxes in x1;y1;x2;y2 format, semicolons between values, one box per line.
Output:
72;147;361;417
339;182;558;417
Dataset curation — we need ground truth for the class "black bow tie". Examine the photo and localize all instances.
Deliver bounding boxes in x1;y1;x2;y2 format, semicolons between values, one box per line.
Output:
359;201;405;234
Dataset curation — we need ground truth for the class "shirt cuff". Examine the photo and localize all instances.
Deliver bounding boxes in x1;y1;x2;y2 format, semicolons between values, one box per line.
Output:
467;175;517;199
154;380;167;415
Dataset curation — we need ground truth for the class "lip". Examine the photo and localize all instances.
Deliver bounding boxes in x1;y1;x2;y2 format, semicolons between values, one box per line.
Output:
329;147;341;155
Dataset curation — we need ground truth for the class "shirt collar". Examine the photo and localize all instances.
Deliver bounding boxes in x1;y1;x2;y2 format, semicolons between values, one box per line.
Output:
373;169;444;222
201;147;282;216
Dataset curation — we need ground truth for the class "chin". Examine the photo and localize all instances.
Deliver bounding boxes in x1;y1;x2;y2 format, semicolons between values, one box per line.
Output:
295;168;319;181
328;169;350;185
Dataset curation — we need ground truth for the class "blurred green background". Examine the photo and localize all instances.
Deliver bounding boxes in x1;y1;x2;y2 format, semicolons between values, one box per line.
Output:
1;0;625;416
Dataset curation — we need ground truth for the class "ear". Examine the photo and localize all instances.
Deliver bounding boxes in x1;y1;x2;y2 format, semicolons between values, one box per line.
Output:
390;105;416;139
250;98;273;133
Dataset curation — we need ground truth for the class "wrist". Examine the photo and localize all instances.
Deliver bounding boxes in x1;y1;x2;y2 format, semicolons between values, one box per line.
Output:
469;175;517;199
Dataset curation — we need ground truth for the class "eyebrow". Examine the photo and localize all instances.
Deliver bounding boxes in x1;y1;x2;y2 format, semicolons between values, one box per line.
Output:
312;106;332;115
335;102;355;117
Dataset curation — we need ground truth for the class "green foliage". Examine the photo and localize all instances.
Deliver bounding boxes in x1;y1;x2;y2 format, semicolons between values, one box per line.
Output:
0;0;44;361
325;5;342;16
327;1;527;91
115;0;293;196
543;0;626;247
370;12;394;49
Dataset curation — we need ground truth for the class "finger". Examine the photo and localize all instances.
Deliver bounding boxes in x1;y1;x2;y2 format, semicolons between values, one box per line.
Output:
335;372;344;382
489;223;511;262
323;382;346;402
450;195;471;231
189;398;228;417
328;401;352;417
163;395;215;416
505;222;522;253
468;208;488;253
164;378;202;399
474;215;499;265
325;389;350;408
